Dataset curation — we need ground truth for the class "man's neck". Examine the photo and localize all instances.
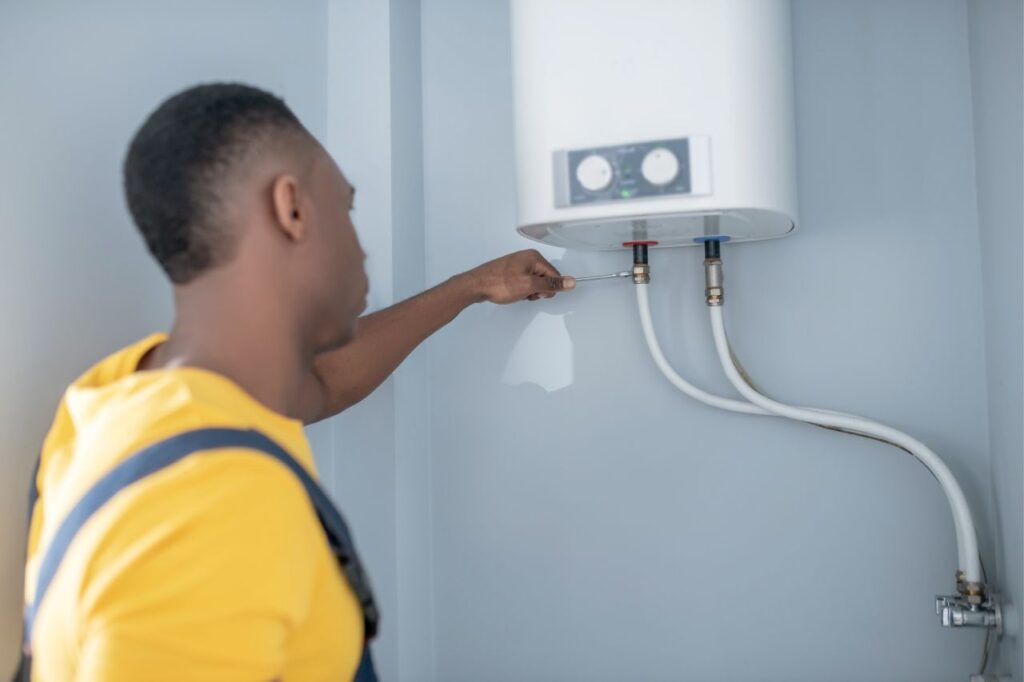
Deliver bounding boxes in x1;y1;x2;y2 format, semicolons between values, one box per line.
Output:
142;280;311;420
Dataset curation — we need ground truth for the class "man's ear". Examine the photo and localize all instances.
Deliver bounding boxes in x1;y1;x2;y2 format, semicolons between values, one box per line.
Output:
271;174;306;241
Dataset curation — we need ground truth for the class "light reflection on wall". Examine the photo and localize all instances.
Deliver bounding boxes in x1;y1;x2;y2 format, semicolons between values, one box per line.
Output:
500;311;574;392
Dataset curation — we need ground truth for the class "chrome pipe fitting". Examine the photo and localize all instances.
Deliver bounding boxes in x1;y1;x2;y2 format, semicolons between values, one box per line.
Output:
704;258;723;306
936;592;1002;633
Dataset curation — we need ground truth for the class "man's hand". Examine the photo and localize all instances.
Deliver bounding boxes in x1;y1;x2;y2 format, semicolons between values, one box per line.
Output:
458;249;576;304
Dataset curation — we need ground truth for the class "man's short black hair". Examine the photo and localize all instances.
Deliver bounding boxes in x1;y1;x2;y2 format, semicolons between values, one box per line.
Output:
124;83;306;284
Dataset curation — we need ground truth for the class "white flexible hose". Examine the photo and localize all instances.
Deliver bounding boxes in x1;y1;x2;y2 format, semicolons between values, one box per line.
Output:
637;284;863;422
635;281;980;581
708;304;981;582
636;284;766;415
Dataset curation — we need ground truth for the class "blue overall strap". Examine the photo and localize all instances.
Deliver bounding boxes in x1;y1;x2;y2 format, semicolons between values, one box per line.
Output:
12;455;42;682
23;427;378;681
27;454;41;522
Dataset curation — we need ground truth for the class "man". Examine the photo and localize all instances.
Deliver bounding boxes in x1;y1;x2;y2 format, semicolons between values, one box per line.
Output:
20;83;574;681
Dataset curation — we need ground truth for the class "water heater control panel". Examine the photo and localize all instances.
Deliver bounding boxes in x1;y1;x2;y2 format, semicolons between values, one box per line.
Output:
553;136;711;208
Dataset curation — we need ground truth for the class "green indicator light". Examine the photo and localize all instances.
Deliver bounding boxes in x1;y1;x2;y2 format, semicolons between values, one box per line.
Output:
620;190;632;198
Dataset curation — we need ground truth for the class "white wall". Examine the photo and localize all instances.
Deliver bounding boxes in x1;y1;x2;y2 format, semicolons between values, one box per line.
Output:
967;0;1024;677
418;1;997;680
0;0;328;673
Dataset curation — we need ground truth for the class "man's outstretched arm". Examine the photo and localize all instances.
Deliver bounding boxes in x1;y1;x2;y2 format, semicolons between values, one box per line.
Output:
300;249;575;424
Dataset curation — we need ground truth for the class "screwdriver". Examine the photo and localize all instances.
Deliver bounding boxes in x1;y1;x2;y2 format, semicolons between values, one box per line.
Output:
573;271;631;283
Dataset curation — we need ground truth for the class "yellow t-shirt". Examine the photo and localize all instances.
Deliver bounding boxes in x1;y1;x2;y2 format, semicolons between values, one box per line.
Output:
24;334;364;681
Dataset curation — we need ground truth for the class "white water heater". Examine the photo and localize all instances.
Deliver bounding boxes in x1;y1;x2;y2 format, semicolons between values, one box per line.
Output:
512;0;799;250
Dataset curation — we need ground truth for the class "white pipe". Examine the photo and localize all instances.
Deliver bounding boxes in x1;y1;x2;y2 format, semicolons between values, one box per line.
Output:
636;277;980;582
636;284;767;416
636;284;864;423
707;305;981;583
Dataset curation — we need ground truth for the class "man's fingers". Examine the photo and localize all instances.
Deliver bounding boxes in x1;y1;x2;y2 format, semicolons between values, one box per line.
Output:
538;274;576;292
522;250;576;294
527;250;562;279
